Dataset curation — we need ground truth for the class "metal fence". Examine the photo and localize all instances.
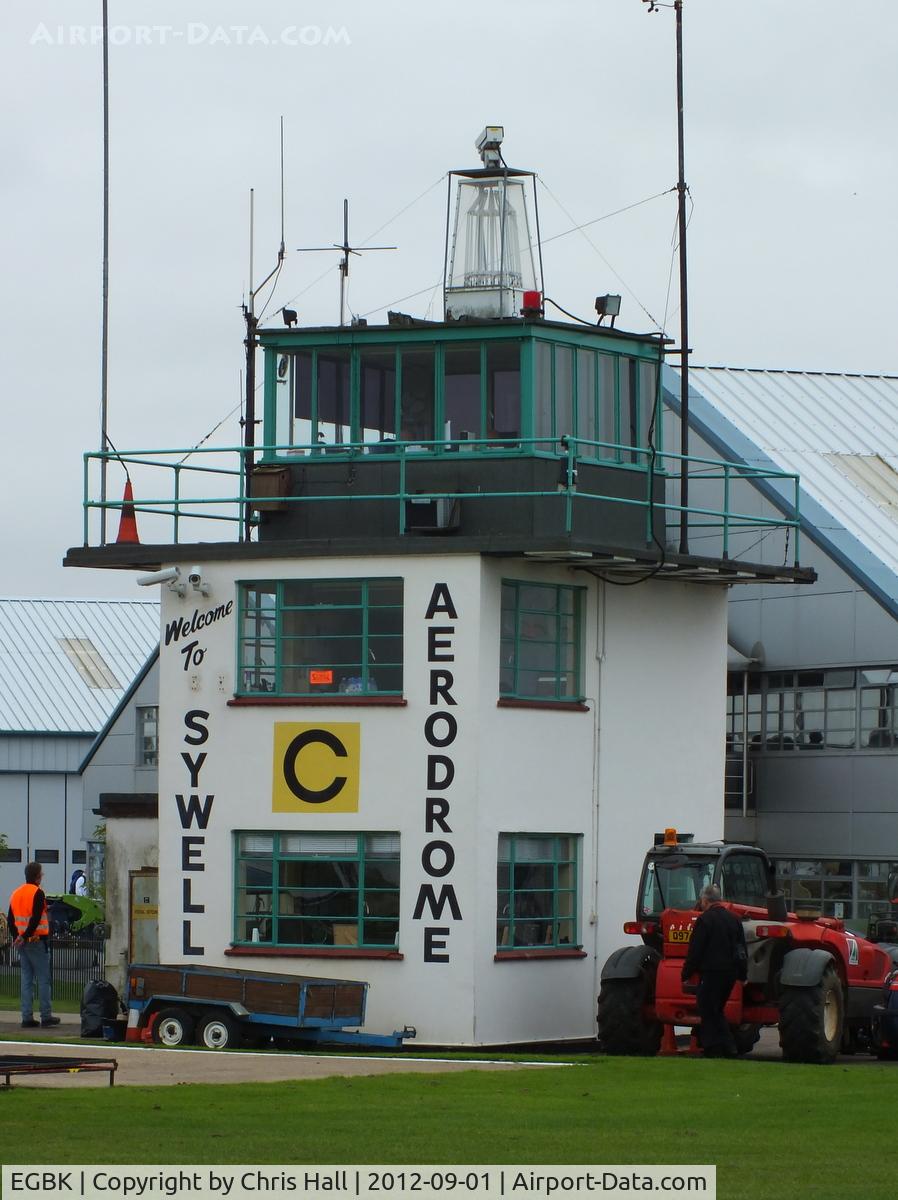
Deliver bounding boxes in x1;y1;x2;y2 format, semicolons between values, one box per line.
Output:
80;436;803;565
0;936;107;1008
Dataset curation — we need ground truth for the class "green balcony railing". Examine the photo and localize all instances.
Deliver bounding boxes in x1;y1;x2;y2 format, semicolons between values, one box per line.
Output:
81;436;802;566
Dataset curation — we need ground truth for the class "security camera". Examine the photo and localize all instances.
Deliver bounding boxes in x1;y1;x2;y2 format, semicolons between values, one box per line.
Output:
188;566;210;598
137;566;186;596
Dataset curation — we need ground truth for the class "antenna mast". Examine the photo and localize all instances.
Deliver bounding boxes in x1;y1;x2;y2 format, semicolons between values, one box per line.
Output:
643;0;691;555
242;116;287;541
99;0;110;544
297;199;396;326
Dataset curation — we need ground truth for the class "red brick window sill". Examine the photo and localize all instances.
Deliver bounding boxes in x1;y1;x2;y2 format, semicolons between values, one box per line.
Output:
493;948;587;962
226;945;402;961
229;696;407;708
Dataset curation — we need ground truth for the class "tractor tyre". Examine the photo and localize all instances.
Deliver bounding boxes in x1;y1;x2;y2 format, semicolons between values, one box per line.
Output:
598;972;662;1057
778;962;844;1063
152;1007;196;1047
196;1009;242;1050
733;1022;761;1056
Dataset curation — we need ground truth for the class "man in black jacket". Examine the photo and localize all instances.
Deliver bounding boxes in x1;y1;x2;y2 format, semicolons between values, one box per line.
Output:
681;884;747;1057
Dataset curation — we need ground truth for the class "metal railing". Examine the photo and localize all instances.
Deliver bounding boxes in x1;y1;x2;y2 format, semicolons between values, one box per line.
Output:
0;935;107;1008
82;435;803;566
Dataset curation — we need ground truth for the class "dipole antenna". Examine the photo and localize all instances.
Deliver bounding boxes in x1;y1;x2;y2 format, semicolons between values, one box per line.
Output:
297;199;396;326
643;0;691;555
242;116;287;540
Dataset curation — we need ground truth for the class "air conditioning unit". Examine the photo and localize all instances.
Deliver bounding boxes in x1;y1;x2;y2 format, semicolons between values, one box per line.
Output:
404;496;461;534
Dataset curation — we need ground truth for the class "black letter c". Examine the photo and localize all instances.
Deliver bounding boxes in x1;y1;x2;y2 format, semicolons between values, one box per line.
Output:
283;729;348;804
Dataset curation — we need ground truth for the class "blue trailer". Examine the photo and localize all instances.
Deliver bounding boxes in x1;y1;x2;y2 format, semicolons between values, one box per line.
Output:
125;962;415;1050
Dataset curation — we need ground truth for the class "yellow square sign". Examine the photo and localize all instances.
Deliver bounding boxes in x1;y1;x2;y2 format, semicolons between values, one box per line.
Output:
272;722;361;813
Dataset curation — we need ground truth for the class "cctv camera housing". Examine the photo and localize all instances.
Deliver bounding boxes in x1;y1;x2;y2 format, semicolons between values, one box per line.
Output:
188;567;202;584
137;566;182;587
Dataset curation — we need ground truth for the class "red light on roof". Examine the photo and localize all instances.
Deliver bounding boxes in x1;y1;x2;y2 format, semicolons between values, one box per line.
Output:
521;290;542;316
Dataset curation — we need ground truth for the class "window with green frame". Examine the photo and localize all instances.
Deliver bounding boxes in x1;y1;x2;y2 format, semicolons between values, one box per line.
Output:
499;580;583;701
234;831;400;948
497;833;580;950
273;341;522;451
238;578;403;697
532;342;658;464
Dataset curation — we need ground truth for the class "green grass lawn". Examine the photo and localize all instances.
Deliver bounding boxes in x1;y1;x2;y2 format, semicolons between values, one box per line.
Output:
0;986;81;1013
0;1055;895;1199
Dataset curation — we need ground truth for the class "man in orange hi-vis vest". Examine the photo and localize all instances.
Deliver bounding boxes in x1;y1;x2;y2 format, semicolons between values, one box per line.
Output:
7;862;60;1029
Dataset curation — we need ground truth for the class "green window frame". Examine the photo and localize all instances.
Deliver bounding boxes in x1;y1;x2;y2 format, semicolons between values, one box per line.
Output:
272;340;523;455
499;580;584;702
267;334;662;465
237;578;403;697
530;342;659;466
497;833;580;950
234;831;401;949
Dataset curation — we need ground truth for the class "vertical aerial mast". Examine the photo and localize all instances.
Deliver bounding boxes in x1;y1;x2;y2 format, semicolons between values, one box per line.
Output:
99;0;110;545
643;0;691;555
242;119;287;541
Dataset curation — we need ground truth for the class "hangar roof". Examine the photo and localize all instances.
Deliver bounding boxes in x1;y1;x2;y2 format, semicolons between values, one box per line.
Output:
685;366;898;575
667;365;898;620
0;598;159;735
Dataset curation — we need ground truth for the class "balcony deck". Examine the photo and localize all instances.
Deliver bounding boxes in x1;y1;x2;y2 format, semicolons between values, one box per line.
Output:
65;436;815;587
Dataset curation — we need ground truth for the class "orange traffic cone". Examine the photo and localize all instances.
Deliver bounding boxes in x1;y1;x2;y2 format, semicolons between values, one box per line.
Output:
115;480;140;545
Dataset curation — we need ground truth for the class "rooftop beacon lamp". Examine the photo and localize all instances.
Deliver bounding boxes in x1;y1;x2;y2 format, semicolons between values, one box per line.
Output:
444;126;542;322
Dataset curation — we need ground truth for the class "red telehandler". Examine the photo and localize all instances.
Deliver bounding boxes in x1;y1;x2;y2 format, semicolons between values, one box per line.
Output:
598;830;898;1063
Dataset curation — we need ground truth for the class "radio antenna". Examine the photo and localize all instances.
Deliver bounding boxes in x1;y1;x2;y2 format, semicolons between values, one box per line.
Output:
99;0;110;543
241;117;287;539
297;199;396;326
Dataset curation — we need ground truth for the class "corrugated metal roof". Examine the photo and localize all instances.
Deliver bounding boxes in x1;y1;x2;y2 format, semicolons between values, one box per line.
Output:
0;599;159;735
683;367;898;580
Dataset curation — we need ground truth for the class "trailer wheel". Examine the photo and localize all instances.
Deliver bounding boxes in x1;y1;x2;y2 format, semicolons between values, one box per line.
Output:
196;1009;241;1050
779;962;844;1063
152;1007;195;1047
598;971;662;1056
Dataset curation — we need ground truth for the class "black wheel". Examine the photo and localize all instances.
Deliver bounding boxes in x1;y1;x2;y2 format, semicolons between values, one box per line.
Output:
598;963;662;1056
733;1023;761;1056
779;962;844;1063
152;1007;196;1047
196;1009;242;1050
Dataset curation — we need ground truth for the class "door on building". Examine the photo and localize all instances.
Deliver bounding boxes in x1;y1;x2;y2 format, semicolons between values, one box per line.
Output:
129;871;159;963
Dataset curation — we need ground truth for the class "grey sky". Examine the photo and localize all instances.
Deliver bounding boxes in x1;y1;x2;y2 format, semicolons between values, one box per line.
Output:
4;0;897;596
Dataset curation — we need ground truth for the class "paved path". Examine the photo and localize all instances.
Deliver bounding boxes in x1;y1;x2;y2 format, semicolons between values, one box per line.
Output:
4;1014;892;1088
0;1012;560;1089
